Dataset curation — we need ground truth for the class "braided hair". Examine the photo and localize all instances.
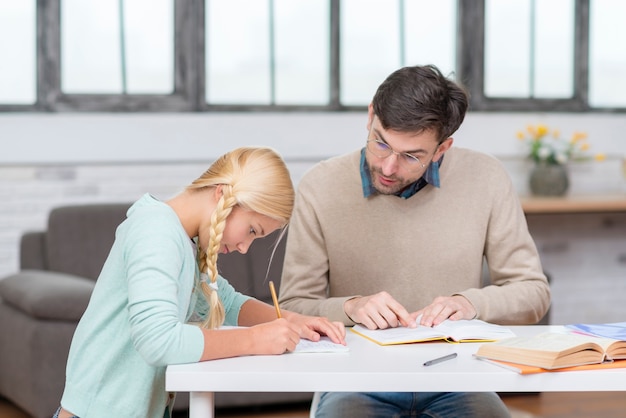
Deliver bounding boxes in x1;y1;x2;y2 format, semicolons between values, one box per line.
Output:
187;147;294;329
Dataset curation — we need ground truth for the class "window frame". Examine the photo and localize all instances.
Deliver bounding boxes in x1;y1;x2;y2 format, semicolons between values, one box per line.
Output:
1;0;201;112
457;0;593;113
1;0;622;113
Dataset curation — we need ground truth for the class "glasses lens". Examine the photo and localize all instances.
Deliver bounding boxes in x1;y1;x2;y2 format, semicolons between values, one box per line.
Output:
367;140;391;158
366;140;423;171
401;154;422;169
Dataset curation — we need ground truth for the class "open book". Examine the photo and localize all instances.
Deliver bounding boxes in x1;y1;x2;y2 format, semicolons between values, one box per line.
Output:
474;332;626;370
351;318;515;346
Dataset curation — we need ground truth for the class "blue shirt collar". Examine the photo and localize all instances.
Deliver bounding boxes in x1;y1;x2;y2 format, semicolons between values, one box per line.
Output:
360;148;442;199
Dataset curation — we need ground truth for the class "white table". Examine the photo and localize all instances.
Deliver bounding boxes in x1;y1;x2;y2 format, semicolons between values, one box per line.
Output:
166;325;626;418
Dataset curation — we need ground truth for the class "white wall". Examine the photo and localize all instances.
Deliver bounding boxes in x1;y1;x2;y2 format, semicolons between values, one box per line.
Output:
3;112;626;164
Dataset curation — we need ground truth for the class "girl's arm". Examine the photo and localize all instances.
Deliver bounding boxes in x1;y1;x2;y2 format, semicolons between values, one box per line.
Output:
239;299;346;346
198;299;346;361
198;318;300;361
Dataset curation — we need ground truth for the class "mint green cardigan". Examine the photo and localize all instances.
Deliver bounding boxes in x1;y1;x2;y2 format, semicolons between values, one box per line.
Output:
60;194;251;418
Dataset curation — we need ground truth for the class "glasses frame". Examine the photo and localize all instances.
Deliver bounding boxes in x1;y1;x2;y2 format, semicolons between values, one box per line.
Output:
365;139;426;172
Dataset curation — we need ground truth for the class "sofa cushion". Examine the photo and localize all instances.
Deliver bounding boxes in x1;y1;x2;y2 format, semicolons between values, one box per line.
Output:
0;270;94;321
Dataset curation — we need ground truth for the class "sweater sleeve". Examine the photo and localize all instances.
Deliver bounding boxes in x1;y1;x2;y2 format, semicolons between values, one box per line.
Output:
279;167;356;324
458;161;551;325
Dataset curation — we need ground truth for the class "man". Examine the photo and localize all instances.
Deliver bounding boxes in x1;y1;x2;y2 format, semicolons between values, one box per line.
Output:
279;65;551;417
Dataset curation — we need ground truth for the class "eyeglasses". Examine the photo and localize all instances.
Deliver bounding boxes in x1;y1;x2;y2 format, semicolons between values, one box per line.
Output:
366;139;426;172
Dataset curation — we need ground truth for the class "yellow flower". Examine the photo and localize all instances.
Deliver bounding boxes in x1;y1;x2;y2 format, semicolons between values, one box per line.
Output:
536;124;549;136
594;153;606;161
570;132;587;143
516;124;598;165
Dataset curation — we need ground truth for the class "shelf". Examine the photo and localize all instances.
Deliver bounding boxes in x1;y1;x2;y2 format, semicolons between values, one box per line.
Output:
520;194;626;214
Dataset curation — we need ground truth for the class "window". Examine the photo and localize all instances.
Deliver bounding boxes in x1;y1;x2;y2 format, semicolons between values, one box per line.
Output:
589;0;626;108
1;0;625;112
0;0;36;106
61;0;174;94
484;0;575;99
340;0;457;106
206;0;330;105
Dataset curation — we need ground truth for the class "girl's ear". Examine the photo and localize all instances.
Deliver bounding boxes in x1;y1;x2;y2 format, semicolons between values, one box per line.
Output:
213;184;223;200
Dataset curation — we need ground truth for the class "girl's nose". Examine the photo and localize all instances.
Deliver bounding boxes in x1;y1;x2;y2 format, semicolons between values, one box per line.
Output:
237;238;253;254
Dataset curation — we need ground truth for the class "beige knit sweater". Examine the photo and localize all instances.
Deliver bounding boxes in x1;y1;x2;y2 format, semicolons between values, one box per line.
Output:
279;147;550;326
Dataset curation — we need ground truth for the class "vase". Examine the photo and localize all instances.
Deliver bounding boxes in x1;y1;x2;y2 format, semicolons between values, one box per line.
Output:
528;162;569;196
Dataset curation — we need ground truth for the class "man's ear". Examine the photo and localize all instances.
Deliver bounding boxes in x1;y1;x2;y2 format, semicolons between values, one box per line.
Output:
434;137;454;162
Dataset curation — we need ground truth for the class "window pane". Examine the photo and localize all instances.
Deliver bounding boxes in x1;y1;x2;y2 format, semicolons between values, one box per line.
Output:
206;0;271;104
274;0;329;105
62;0;173;94
485;0;532;97
589;0;626;107
124;0;174;94
341;0;401;105
0;0;36;104
404;0;457;77
62;1;122;93
341;0;457;106
485;0;574;99
533;0;574;98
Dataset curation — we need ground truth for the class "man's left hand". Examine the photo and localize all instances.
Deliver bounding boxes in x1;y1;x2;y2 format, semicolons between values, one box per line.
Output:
414;295;476;327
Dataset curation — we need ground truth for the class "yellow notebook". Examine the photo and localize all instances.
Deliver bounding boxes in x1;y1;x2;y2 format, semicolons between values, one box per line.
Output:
351;319;515;346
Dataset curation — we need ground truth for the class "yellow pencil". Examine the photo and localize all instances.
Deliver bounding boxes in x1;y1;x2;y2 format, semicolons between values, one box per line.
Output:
269;281;282;319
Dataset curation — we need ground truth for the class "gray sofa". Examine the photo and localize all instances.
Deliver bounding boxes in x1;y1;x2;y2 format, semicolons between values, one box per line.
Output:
0;203;312;418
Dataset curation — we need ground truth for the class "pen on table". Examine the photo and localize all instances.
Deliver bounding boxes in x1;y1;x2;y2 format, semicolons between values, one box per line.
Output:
423;352;457;367
269;280;282;319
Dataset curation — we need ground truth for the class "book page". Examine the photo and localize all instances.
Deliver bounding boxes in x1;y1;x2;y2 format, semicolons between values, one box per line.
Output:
351;324;448;345
216;326;348;353
475;332;610;369
293;336;350;353
351;318;515;345
564;323;626;359
434;318;516;341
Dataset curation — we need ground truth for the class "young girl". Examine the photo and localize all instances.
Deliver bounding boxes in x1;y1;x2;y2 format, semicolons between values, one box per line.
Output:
54;147;346;418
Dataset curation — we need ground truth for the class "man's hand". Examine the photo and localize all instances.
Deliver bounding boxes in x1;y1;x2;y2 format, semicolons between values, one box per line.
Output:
343;291;417;330
415;295;476;327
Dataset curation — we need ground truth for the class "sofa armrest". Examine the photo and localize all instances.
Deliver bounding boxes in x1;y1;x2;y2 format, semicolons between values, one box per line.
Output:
0;270;94;321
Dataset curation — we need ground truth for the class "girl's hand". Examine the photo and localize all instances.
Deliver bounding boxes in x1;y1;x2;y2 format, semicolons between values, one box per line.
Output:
247;318;301;354
283;312;347;345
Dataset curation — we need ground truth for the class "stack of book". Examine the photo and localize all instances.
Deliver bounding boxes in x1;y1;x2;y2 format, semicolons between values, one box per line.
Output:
474;322;626;374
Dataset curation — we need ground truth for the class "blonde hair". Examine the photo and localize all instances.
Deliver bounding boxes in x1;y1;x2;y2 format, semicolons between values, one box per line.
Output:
187;147;294;329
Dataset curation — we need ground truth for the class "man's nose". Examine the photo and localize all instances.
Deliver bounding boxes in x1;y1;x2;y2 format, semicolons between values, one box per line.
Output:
381;152;400;174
